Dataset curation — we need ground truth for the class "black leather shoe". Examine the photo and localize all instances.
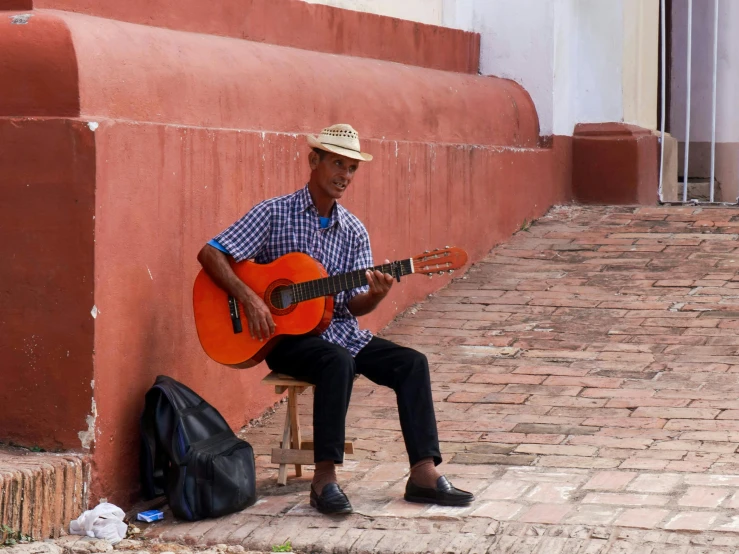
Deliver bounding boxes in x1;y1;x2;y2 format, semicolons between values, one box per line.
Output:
404;476;474;506
310;483;353;515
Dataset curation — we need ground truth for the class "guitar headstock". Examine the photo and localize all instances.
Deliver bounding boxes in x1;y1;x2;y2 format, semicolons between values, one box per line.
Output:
412;247;468;276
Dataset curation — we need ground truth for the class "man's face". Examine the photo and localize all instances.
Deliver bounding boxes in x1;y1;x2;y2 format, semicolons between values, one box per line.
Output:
309;150;360;200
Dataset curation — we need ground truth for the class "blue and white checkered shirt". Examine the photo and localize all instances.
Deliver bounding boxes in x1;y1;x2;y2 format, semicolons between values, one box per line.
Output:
213;185;373;356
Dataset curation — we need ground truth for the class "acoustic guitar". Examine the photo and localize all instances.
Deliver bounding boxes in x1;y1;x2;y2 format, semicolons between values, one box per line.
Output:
193;247;468;368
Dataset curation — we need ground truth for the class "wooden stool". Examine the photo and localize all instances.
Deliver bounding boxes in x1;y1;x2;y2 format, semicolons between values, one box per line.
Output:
262;371;354;485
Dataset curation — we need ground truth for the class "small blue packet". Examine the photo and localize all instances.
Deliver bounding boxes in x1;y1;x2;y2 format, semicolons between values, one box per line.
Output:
136;510;164;523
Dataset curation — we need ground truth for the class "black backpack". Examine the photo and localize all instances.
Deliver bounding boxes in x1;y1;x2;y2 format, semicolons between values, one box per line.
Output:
140;375;257;520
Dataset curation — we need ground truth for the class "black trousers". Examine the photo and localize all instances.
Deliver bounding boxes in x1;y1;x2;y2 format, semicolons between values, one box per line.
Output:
265;336;441;467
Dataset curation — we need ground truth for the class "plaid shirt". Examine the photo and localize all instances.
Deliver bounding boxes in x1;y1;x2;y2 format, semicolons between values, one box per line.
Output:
214;185;373;356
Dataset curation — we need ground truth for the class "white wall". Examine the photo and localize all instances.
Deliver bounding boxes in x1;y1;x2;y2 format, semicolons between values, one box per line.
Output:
573;0;624;126
554;0;625;135
441;0;474;30
443;0;630;136
670;0;739;143
448;0;557;135
300;0;443;26
553;0;578;136
623;0;659;130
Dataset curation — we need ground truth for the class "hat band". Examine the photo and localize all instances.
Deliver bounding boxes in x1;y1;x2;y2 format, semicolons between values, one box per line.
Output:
319;140;361;154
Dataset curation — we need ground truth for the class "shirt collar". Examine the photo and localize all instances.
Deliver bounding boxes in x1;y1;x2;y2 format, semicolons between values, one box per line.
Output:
296;184;345;228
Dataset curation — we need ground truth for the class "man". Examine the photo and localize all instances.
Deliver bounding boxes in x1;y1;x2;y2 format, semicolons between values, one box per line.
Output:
197;124;473;514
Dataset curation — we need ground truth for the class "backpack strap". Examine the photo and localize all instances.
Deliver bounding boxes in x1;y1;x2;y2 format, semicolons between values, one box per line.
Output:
190;430;235;451
140;388;167;499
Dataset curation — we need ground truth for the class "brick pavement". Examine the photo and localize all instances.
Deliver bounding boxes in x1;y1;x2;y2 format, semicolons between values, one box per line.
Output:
141;205;739;552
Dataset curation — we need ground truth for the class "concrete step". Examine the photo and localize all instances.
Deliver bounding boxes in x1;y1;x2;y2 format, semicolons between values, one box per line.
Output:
673;178;722;202
0;446;89;542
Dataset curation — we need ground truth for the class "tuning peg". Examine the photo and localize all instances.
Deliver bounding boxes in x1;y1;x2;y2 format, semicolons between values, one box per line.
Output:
438;271;445;276
449;270;455;274
445;245;450;248
424;250;430;254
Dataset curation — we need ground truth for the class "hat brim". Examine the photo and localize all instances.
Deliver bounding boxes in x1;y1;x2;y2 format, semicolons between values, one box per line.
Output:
307;135;373;162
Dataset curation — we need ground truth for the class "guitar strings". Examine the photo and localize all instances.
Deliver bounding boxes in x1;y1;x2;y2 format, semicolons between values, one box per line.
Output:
260;260;412;310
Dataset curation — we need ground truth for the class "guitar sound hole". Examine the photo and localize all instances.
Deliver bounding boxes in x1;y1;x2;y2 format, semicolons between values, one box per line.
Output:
270;286;289;309
264;279;297;316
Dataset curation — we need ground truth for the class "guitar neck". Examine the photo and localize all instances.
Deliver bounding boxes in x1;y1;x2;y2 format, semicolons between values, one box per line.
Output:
290;259;415;303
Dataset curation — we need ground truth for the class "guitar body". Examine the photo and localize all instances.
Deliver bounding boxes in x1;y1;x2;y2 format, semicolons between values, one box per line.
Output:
193;245;468;368
193;252;333;368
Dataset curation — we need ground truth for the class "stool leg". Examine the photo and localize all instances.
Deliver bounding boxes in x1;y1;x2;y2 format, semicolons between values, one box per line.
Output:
277;402;291;486
289;388;302;478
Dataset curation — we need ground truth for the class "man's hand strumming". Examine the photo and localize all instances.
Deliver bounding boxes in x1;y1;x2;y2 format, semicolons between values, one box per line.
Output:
241;291;276;341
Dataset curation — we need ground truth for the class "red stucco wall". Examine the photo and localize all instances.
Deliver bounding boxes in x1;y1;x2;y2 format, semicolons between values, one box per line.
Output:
0;11;78;116
0;119;96;449
89;126;571;500
6;0;480;74
0;6;572;503
61;11;532;146
573;123;659;205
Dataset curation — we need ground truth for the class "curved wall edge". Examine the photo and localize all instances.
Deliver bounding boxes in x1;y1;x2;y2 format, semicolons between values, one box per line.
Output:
34;0;480;74
0;12;79;116
0;10;540;146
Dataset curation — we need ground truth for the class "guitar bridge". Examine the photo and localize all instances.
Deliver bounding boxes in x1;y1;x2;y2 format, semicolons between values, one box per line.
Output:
228;296;243;334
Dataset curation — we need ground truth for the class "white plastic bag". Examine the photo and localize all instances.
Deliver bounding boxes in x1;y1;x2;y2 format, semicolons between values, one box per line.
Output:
69;502;127;544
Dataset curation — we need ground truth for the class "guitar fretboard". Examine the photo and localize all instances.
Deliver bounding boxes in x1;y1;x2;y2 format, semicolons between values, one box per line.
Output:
286;259;414;304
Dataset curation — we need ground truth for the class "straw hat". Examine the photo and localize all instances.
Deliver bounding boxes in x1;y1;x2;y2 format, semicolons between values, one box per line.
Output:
307;124;373;162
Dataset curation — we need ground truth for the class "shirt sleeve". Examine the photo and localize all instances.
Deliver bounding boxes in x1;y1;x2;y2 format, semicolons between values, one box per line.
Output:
207;238;230;254
347;227;373;301
213;201;271;263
